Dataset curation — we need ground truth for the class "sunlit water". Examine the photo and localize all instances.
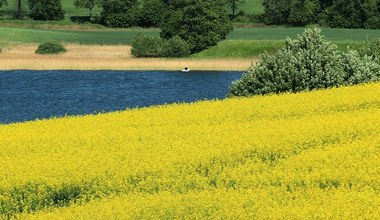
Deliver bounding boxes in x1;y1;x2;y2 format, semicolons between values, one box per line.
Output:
0;70;243;124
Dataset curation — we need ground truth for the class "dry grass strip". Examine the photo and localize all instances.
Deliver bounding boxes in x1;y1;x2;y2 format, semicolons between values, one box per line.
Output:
0;44;254;71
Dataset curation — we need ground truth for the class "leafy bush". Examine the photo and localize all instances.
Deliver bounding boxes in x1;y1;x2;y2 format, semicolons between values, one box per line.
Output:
359;39;380;64
131;34;191;58
228;28;380;97
28;0;65;21
342;50;380;85
162;36;191;58
131;33;163;58
35;41;67;55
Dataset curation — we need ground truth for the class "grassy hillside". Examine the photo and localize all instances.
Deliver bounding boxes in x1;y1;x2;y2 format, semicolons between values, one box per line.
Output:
1;82;379;218
191;40;284;58
191;40;366;58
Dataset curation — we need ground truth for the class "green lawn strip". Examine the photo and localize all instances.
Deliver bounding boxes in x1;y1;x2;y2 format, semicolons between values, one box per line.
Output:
0;27;159;45
228;27;380;41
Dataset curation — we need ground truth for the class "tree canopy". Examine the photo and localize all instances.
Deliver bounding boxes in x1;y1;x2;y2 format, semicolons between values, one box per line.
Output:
160;0;233;53
100;0;138;28
27;0;65;20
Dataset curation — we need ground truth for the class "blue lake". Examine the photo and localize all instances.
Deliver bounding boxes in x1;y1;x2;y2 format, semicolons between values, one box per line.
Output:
0;70;243;124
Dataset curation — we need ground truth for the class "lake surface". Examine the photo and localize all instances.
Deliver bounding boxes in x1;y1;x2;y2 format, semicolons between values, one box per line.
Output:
0;70;243;124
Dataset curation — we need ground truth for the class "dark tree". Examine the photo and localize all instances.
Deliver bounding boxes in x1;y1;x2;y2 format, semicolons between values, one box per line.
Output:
0;0;6;7
324;0;378;28
263;0;292;24
288;0;320;26
226;0;245;18
16;0;23;18
136;0;164;27
160;0;233;53
262;0;380;28
100;0;138;27
27;0;65;20
0;0;25;19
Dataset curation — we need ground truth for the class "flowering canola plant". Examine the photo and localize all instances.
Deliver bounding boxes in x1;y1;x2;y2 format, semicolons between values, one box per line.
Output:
0;83;379;219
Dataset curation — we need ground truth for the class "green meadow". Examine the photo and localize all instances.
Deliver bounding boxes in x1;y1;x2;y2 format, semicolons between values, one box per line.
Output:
0;27;378;58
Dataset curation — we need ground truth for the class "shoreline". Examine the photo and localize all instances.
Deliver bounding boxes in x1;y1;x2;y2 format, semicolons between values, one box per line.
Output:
0;44;254;71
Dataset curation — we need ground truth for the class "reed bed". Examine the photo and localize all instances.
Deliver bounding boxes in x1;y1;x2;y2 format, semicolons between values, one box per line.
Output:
0;82;379;219
0;44;253;70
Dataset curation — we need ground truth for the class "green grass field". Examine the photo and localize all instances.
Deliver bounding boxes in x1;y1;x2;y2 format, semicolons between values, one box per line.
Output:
240;0;264;14
1;27;379;45
191;40;284;58
0;27;159;45
0;27;378;58
228;27;380;41
191;40;365;59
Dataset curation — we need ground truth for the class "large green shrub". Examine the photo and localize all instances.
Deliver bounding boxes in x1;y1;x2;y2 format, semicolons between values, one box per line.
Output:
162;36;191;58
35;41;67;55
228;28;380;97
131;33;191;58
342;50;380;85
359;39;380;64
27;0;65;21
131;33;163;58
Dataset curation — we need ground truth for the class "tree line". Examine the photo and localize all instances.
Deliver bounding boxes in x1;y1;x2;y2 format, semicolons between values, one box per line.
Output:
0;0;243;26
263;0;380;28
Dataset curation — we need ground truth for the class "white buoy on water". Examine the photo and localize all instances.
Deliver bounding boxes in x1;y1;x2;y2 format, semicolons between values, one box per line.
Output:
182;67;190;72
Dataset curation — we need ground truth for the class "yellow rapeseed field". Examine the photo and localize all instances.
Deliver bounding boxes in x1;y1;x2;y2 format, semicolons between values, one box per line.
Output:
0;83;379;219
